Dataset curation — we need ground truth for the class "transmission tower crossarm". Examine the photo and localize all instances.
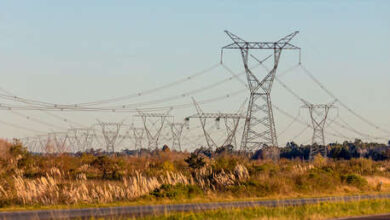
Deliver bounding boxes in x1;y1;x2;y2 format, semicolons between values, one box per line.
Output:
224;30;248;44
276;31;300;45
223;42;300;50
222;31;300;50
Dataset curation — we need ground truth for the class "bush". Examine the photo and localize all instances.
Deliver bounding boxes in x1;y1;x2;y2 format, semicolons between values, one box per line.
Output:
150;184;203;199
90;156;125;180
341;174;368;188
185;153;206;169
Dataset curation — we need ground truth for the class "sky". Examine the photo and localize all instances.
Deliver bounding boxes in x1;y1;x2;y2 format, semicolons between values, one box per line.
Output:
0;0;389;149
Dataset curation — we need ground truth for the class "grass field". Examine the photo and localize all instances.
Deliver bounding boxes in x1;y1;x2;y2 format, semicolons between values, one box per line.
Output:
2;139;390;217
137;199;390;220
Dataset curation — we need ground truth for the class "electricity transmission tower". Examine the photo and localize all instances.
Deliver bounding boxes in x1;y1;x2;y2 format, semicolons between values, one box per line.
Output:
48;132;69;153
131;127;145;151
169;122;185;151
187;98;245;149
221;31;300;151
67;128;94;152
37;135;51;153
302;101;335;160
97;121;124;152
136;111;172;149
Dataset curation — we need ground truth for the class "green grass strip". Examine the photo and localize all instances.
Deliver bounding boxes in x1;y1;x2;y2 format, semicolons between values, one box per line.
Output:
136;199;390;220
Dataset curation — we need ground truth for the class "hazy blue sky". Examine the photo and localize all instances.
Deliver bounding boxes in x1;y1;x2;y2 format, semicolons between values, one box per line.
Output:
0;0;389;147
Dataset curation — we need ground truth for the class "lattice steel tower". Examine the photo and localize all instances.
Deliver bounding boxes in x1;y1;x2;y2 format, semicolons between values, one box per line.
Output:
222;31;300;151
136;111;172;150
187;98;246;149
97;121;124;152
302;102;335;160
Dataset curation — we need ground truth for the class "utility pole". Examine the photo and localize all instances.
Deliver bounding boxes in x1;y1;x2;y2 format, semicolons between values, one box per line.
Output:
136;110;172;150
221;31;300;151
187;98;246;149
302;101;335;160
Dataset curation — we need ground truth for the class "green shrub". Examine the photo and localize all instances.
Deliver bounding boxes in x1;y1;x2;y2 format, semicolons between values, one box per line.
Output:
341;173;368;188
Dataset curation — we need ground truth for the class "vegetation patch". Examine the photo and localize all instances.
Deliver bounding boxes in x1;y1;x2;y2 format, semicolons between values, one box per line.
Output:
1;139;390;208
138;199;390;220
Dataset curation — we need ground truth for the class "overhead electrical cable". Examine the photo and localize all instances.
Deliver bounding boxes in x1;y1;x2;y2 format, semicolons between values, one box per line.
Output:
9;110;67;130
76;63;222;106
0;63;248;113
299;64;390;135
0;118;45;134
106;68;248;109
0;87;85;128
257;61;387;142
0;63;221;108
278;109;301;137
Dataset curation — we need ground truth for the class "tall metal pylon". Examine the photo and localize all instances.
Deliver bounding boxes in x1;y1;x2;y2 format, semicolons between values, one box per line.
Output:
302;101;335;160
48;132;69;153
67;128;94;152
131;127;145;151
37;135;51;153
169;122;185;151
136;110;172;149
187;98;246;149
97;121;124;152
221;31;300;151
115;129;132;151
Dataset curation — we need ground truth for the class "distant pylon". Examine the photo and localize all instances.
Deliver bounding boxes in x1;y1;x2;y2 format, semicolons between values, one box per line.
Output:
97;121;124;152
48;132;69;153
302;101;336;160
131;127;145;151
136;110;172;149
187;98;246;149
221;31;300;151
67;128;94;152
169;122;185;151
37;135;51;153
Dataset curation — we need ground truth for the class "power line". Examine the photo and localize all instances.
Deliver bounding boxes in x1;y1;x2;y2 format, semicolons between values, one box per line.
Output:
0;118;45;134
9;110;66;130
257;59;387;143
299;64;390;135
0;87;85;128
0;63;221;108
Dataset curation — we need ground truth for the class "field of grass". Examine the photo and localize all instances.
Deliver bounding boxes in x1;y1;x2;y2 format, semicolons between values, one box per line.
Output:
1;139;390;212
138;199;390;220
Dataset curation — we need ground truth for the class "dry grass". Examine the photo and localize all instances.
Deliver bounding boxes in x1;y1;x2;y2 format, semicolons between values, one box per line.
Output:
1;139;390;208
0;139;11;160
0;164;250;206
